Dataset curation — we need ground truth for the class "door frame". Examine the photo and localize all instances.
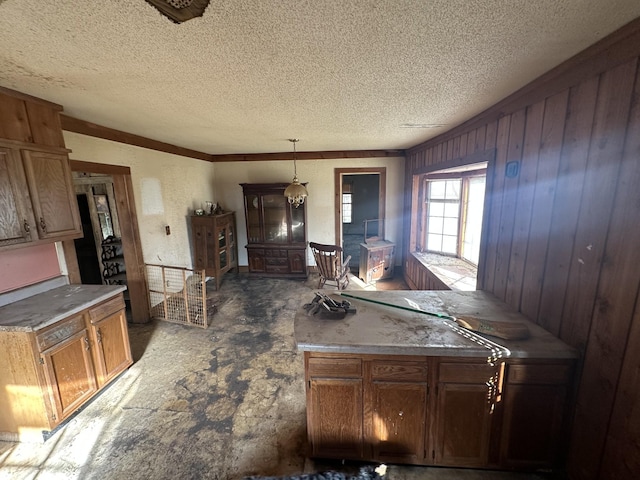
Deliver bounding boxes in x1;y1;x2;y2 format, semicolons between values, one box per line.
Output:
63;160;150;323
334;167;386;246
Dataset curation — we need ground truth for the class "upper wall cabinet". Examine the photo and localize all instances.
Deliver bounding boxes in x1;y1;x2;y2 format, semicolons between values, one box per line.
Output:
0;145;82;248
0;89;82;249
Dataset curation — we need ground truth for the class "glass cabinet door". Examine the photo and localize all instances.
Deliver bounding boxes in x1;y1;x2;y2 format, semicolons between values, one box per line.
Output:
245;194;262;243
291;204;305;243
263;194;288;243
218;227;228;269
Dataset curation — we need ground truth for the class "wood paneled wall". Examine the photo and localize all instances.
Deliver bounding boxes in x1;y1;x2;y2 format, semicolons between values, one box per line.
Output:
403;18;640;480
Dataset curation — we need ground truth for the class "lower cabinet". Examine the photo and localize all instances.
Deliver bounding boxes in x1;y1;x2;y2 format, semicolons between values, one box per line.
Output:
0;292;132;441
304;352;574;471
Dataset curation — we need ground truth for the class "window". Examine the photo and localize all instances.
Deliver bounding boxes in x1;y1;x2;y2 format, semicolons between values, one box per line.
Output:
426;179;461;254
342;193;352;223
417;168;486;265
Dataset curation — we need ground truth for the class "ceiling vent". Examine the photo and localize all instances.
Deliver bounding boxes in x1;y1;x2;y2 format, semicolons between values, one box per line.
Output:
145;0;211;23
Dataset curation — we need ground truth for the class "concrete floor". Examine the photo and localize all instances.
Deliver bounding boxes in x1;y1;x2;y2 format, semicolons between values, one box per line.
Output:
0;273;562;480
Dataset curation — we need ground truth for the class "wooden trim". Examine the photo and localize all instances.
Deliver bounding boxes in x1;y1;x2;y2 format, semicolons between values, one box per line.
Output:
112;174;149;323
61;114;405;162
0;86;63;111
61;115;211;162
69;160;150;323
0;138;70;154
69;159;130;176
210;150;404;162
61;240;81;284
408;16;640;154
333;167;387;246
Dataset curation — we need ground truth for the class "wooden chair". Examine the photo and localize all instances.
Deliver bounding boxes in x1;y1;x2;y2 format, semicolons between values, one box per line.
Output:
310;242;352;290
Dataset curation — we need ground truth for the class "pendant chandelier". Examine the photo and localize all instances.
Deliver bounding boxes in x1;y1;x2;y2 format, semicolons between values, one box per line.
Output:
284;138;308;208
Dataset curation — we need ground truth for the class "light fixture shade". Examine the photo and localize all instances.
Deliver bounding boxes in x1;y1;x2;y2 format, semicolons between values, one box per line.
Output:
284;176;308;208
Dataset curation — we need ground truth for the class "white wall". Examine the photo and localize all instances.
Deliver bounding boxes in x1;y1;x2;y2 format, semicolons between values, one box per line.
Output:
64;132;405;269
64;132;216;269
213;156;405;267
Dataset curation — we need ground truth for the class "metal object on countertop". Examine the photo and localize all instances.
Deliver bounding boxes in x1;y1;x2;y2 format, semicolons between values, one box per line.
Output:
303;292;356;319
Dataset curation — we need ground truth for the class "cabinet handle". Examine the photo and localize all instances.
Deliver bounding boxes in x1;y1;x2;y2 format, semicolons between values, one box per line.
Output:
23;220;31;234
96;328;103;344
84;336;90;350
40;217;47;233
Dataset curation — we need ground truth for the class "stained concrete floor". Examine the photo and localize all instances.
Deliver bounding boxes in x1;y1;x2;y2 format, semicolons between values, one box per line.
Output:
0;273;562;480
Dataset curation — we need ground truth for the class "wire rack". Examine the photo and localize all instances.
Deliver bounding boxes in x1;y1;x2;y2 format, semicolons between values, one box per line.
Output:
145;264;216;328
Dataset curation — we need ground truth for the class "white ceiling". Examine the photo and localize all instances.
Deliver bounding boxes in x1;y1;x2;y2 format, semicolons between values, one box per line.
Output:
1;1;639;155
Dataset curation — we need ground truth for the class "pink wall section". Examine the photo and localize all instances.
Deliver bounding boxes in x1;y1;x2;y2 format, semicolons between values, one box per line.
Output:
0;243;61;293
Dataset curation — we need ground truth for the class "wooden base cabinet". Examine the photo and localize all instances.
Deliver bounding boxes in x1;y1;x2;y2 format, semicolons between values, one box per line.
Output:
0;293;132;442
304;352;574;471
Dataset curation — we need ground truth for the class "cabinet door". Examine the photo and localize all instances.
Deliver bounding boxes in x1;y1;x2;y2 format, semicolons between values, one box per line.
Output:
247;248;266;273
288;250;306;274
0;146;36;246
308;378;364;459
500;363;572;468
369;382;427;463
90;308;133;387
21;150;81;240
40;328;98;423
433;362;495;467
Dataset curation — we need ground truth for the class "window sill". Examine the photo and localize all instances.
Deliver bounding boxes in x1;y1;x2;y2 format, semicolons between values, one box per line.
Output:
411;252;477;291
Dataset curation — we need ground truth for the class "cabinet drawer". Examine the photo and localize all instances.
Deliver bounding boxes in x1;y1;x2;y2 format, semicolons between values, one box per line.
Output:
36;314;85;352
308;357;362;378
265;265;290;273
371;361;428;382
507;364;572;385
89;295;125;323
439;362;497;383
265;257;288;266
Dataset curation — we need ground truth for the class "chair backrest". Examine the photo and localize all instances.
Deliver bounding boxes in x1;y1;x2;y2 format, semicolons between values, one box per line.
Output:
309;242;343;278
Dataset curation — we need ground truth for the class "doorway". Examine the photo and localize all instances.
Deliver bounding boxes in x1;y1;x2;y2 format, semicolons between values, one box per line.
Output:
334;167;386;274
64;160;150;323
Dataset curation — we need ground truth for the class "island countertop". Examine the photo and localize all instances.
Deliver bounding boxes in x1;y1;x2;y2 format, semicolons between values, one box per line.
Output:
0;284;127;333
294;290;578;359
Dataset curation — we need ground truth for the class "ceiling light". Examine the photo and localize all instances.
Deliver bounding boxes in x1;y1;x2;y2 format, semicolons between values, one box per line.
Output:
284;139;308;209
145;0;210;23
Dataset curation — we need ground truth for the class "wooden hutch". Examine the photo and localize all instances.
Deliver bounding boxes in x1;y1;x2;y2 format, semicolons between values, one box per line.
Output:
240;183;308;278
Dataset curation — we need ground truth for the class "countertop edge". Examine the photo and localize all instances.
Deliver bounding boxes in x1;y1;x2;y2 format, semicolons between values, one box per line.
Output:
0;285;127;333
295;342;578;359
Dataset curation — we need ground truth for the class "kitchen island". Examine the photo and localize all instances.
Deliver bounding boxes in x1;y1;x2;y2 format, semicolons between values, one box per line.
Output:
294;290;578;470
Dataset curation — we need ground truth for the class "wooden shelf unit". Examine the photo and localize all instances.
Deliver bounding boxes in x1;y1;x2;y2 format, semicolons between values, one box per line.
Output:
190;212;238;290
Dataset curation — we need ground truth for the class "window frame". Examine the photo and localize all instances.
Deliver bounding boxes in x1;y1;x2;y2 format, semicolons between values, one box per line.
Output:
417;169;487;265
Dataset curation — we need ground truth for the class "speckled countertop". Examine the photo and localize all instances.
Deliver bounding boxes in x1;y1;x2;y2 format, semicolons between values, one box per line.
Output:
294;290;578;359
0;284;127;332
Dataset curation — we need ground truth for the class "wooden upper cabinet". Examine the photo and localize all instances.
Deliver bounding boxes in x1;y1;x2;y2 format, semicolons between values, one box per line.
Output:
0;90;64;147
0;88;81;249
21;150;81;240
0;147;36;247
0;93;32;143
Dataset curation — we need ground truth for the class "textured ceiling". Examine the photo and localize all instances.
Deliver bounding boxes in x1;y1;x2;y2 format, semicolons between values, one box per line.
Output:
1;1;639;155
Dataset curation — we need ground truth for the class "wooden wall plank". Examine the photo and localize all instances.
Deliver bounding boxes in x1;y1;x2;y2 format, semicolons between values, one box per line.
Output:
458;133;468;158
599;293;640;479
480;116;511;291
466;129;476;155
559;59;638;352
537;77;599;336
492;109;526;301
504;100;545;308
474;125;486;153
563;58;638;480
519;90;569;321
476;120;499;290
